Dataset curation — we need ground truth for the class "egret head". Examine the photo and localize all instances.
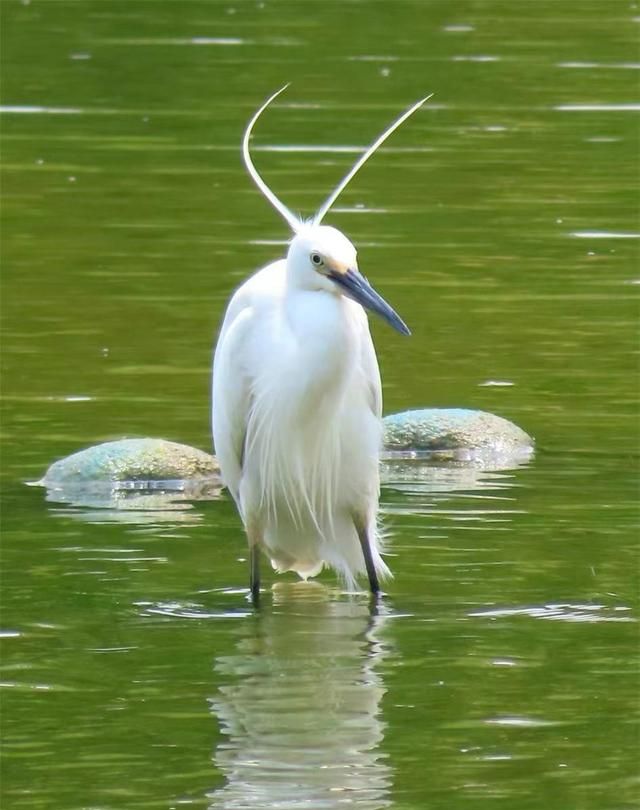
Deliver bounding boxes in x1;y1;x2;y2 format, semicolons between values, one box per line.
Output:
288;223;410;335
287;224;356;289
242;86;432;335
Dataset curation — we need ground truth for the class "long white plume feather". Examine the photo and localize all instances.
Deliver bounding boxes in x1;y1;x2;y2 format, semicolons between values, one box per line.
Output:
243;88;433;233
242;84;302;233
312;94;434;226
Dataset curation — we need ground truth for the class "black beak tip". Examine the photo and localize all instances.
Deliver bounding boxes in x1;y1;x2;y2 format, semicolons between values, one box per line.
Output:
332;268;412;337
393;318;411;336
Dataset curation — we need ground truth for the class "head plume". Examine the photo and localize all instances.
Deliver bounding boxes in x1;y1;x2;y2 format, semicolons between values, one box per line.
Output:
242;86;433;232
313;93;433;225
242;84;302;233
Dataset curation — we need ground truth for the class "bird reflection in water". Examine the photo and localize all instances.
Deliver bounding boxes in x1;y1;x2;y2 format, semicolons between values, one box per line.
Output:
207;583;392;809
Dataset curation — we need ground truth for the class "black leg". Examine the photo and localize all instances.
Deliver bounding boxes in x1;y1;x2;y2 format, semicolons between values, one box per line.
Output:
357;524;380;596
249;543;261;606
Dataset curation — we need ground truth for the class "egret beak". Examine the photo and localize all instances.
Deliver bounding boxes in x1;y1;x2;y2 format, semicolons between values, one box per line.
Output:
329;268;411;336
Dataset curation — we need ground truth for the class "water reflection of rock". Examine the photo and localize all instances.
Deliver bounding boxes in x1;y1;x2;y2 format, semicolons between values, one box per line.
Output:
207;584;392;809
381;454;531;495
39;456;528;526
39;479;221;525
35;433;530;527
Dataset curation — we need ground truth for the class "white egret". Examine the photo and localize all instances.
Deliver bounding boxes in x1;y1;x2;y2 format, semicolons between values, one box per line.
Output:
212;86;431;602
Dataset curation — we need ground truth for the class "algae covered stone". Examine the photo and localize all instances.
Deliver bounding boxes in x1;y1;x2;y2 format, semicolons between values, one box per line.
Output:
41;438;219;488
383;408;533;459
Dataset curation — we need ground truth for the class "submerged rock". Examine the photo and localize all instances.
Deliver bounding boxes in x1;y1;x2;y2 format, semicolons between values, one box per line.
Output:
382;408;533;464
40;438;219;490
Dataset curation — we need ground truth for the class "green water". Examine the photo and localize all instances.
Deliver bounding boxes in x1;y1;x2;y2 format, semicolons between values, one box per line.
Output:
1;1;638;808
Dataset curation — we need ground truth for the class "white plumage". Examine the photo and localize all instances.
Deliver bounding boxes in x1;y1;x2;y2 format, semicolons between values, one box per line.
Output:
212;87;430;600
213;226;388;590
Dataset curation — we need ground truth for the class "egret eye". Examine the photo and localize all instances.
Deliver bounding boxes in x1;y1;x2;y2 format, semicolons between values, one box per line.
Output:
310;253;324;267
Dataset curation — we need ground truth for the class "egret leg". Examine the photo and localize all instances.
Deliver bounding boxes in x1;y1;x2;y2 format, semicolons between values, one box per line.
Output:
356;524;380;596
247;524;262;606
249;544;260;605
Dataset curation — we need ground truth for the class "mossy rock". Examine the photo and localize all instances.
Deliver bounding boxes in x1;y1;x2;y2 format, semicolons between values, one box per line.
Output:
382;408;533;462
40;438;219;489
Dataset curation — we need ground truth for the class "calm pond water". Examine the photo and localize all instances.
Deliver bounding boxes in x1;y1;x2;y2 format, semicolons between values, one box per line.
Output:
1;1;638;808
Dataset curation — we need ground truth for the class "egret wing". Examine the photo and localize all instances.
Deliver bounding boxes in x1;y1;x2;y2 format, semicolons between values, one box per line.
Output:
212;306;253;504
358;315;383;419
212;260;286;504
